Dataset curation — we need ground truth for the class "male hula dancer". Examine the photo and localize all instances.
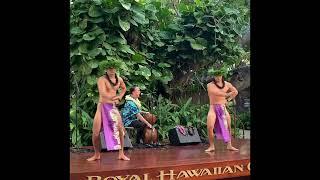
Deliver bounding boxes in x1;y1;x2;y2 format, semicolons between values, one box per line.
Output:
205;67;239;152
87;61;130;161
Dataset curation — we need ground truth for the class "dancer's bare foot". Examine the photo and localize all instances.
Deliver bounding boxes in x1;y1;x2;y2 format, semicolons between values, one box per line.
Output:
205;146;215;152
227;145;239;151
87;154;101;161
118;154;130;161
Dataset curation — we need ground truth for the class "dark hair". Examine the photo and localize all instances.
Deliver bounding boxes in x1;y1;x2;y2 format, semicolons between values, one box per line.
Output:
130;86;139;94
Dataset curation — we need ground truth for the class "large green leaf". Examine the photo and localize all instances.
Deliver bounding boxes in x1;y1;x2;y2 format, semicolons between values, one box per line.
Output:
102;42;114;50
79;19;87;29
145;53;155;59
119;44;135;55
145;4;157;12
195;37;208;45
159;31;173;40
104;7;120;13
152;69;162;78
71;27;83;35
224;7;240;15
146;31;154;41
107;35;126;44
118;16;130;31
206;23;215;28
88;48;101;57
79;64;92;75
129;19;138;26
167;45;176;52
88;5;102;17
138;65;151;78
70;123;74;130
158;62;171;68
87;76;97;85
161;72;173;84
149;12;158;21
101;49;106;56
190;41;206;50
155;41;164;47
72;129;81;145
83;33;95;41
168;23;181;31
78;43;88;53
87;17;104;23
92;0;102;5
119;0;131;10
132;53;147;64
118;31;127;43
88;61;99;69
131;6;146;24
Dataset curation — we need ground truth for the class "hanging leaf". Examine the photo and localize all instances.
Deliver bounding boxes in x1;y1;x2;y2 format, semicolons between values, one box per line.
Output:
146;31;154;41
88;5;102;17
118;16;130;31
119;0;131;10
129;19;138;26
101;49;106;56
131;6;146;24
118;31;127;43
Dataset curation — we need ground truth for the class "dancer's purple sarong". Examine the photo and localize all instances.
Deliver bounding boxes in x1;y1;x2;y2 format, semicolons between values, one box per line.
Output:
213;104;231;143
101;103;121;150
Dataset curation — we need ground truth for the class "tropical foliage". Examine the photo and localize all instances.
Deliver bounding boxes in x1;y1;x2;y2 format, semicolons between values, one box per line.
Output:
70;0;250;146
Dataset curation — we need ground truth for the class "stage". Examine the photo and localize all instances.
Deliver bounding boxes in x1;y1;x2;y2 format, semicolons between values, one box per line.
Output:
70;139;250;180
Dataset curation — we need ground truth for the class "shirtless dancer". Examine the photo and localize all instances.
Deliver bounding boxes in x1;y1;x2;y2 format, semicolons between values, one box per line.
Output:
87;61;130;161
205;67;239;152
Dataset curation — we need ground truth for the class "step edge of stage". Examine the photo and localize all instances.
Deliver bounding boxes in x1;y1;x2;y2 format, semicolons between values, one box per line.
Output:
70;158;250;174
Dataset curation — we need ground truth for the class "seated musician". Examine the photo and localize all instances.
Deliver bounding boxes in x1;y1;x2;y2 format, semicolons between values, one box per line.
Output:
121;86;154;144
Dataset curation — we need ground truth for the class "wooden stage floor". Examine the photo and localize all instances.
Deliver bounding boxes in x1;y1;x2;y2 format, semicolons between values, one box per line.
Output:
70;139;250;180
